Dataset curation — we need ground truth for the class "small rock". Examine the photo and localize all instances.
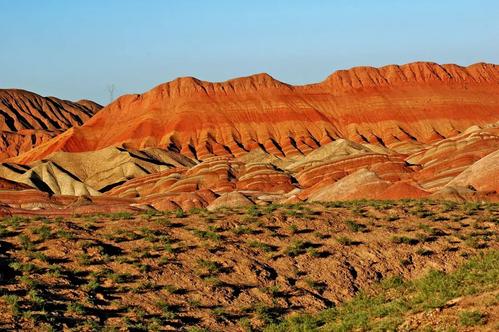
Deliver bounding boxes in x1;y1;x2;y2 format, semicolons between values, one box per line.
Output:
443;296;463;308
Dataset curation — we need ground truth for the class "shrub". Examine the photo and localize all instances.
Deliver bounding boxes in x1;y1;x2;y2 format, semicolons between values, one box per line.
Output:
192;229;221;241
261;285;281;297
307;247;320;257
254;303;281;324
0;225;10;237
465;237;487;249
336;236;354;246
390;236;418;245
67;302;86;315
162;284;182;294
459;310;487;326
345;220;367;232
28;289;45;307
83;279;100;293
288;224;299;234
415;248;434;256
385;214;400;222
197;259;223;275
78;253;92;266
155;217;172;226
232;226;255;235
47;264;63;277
56;230;75;240
3;295;21;316
174;209;186;218
304;279;326;292
31;225;52;241
155;301;177;319
284;240;314;257
248;240;277;252
109;273;131;284
28;251;49;262
139;264;151;273
247;205;262;217
9;261;36;273
262;204;279;214
18;234;35;251
203;276;223;287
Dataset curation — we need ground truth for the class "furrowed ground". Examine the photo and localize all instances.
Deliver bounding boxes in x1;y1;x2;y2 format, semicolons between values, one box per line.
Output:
0;200;497;331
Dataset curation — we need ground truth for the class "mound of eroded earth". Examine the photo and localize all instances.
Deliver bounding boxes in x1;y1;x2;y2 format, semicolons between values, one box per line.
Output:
0;122;498;215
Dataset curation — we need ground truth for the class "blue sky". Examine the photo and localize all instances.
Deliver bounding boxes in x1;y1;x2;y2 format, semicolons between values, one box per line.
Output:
1;0;498;104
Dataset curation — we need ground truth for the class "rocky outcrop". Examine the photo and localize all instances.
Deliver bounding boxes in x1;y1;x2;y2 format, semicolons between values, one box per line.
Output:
0;146;195;196
445;149;499;193
207;191;254;211
407;123;499;191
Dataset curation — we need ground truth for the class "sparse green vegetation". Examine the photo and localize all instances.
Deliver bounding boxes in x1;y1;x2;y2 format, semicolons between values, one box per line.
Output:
345;219;367;232
248;240;277;252
192;228;221;241
0;200;497;330
3;295;21;316
265;250;499;331
304;279;326;292
416;248;434;256
174;209;186;218
391;235;419;245
197;259;224;278
247;205;262;217
18;234;35;251
67;302;86;315
459;310;487;326
284;240;315;257
31;225;52;241
336;236;355;246
232;225;256;235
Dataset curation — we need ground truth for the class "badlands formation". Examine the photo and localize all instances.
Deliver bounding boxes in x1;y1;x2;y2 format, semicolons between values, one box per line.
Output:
0;89;101;160
0;62;498;215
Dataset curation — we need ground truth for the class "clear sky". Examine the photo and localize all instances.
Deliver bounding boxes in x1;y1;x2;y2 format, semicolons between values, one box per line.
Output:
1;0;498;105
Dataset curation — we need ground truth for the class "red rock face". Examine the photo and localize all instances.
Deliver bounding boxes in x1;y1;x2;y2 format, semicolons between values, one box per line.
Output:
10;62;499;164
0;89;102;160
1;62;499;215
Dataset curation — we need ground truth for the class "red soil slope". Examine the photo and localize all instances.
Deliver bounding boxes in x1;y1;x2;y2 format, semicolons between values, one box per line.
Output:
10;62;499;164
0;89;102;159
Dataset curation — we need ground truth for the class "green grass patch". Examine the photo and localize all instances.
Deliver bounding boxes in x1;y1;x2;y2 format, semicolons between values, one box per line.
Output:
264;250;499;331
459;310;487;326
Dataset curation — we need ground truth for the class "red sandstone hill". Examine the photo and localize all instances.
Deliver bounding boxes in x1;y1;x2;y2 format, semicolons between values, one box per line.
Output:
0;62;498;215
10;62;499;164
0;89;102;159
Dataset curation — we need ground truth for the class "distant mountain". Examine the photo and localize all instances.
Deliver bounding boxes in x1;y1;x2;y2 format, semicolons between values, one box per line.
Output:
10;62;499;165
0;89;102;159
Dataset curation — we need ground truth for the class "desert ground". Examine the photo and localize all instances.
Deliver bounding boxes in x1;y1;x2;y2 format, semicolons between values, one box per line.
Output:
0;199;497;331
